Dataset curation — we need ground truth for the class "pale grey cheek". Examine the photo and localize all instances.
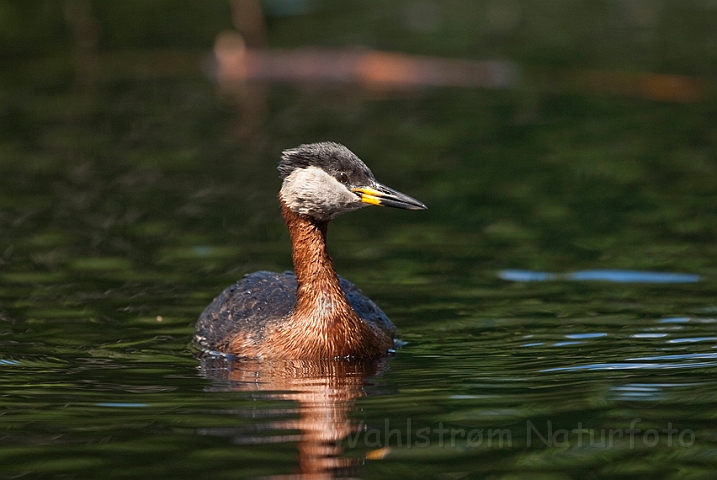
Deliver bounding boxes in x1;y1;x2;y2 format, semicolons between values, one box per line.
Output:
280;167;365;220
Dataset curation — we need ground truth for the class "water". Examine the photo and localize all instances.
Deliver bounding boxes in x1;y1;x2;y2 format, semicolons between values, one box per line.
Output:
3;3;717;479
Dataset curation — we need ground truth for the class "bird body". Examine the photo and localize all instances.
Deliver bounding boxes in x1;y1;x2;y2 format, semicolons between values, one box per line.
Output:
194;142;425;360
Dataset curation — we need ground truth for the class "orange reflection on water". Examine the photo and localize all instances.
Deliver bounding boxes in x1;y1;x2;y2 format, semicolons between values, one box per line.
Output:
199;356;390;479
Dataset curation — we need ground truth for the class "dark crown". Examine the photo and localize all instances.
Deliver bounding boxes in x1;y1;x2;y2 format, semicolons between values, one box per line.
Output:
279;142;374;185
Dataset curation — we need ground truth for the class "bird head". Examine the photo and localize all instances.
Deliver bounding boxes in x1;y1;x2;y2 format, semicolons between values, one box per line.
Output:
278;142;426;221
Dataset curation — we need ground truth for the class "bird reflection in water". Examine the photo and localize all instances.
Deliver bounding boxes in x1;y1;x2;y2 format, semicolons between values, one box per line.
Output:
199;355;390;479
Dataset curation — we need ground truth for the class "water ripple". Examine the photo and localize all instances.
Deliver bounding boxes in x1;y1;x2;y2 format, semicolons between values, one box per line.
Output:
499;269;701;283
667;337;717;343
626;353;717;361
565;333;607;339
541;360;717;372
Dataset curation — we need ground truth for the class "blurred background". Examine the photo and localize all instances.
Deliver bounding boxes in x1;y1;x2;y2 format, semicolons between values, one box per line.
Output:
2;1;717;479
2;0;717;280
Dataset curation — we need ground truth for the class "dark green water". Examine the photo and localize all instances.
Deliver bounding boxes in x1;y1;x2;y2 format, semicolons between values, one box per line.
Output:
3;2;717;479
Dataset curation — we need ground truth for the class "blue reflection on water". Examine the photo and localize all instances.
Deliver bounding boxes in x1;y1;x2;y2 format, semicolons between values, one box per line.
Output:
668;337;717;343
611;384;662;400
542;361;717;372
565;333;607;339
627;353;717;361
609;382;708;401
95;403;149;408
499;269;701;283
499;270;558;282
542;352;717;372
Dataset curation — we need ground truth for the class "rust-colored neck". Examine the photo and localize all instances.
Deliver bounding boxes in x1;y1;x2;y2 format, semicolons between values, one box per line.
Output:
280;199;355;320
225;197;393;358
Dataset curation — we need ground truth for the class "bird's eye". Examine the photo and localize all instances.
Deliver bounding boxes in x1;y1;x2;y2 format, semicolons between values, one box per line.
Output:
336;172;349;184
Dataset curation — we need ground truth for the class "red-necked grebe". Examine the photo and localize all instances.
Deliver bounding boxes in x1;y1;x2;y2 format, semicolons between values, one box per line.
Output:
194;142;426;359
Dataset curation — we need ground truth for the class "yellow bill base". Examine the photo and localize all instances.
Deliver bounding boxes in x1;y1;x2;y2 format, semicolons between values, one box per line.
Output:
352;187;385;206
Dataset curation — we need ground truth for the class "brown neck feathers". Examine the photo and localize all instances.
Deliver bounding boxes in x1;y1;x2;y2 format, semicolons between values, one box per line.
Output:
280;199;356;320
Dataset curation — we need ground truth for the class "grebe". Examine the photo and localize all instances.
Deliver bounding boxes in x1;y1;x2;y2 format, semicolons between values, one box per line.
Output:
194;142;426;359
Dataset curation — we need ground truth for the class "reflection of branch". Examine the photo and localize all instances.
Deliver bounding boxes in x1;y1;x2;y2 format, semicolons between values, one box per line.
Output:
212;36;519;90
211;32;708;102
199;357;391;479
